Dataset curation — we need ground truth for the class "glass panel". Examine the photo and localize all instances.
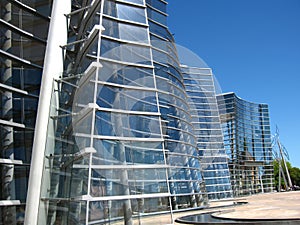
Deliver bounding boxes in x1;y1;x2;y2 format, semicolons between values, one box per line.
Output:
90;168;168;197
0;25;46;66
0;126;34;163
147;8;167;25
0;57;42;95
149;20;167;39
69;168;89;197
0;165;29;202
94;111;161;138
104;0;146;24
99;61;155;87
68;201;87;224
73;111;93;135
73;76;96;113
0;205;26;224
101;38;151;65
96;85;158;112
122;0;144;4
87;197;171;224
103;18;148;43
146;0;167;13
0;0;50;39
116;3;146;23
93;140;165;165
17;0;53;16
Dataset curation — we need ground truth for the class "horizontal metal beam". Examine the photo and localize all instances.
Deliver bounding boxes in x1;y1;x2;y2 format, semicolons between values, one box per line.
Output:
0;119;25;128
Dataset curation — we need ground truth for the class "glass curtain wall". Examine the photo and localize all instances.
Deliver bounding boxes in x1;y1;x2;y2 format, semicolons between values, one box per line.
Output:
217;93;274;197
146;0;207;210
182;67;232;200
40;0;164;224
39;0;207;224
0;0;52;224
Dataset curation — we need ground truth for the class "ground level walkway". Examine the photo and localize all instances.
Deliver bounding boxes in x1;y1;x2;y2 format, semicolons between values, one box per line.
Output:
174;191;300;224
112;191;300;224
209;191;300;221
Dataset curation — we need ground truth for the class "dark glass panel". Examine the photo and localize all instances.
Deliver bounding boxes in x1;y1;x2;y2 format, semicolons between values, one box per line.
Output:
0;0;49;40
0;125;34;163
0;25;46;66
19;0;53;17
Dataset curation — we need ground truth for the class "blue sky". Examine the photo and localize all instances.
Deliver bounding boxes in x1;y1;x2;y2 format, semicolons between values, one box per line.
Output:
167;0;300;167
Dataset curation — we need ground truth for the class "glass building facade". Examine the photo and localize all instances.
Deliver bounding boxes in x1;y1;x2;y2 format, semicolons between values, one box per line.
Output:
0;0;274;224
36;0;207;224
182;67;232;200
147;0;207;212
0;1;52;224
217;93;274;197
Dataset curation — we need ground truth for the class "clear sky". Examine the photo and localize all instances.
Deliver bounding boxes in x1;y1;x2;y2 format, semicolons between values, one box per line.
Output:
167;0;300;167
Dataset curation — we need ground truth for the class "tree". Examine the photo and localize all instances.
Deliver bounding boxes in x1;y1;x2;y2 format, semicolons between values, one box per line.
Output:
290;167;300;186
273;160;300;189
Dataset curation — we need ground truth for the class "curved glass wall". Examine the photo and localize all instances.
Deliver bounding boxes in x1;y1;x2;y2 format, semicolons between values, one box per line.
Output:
217;93;274;196
38;0;206;224
147;0;207;210
182;67;232;200
0;1;51;224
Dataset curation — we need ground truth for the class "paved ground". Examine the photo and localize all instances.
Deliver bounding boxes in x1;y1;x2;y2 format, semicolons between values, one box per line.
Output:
111;191;300;224
211;191;300;220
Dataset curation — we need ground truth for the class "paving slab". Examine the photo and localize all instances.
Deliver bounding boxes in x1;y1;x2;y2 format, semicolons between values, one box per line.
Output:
212;191;300;220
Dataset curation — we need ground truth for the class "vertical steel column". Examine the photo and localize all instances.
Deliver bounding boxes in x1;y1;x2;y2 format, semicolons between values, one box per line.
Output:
24;1;71;224
278;141;293;189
